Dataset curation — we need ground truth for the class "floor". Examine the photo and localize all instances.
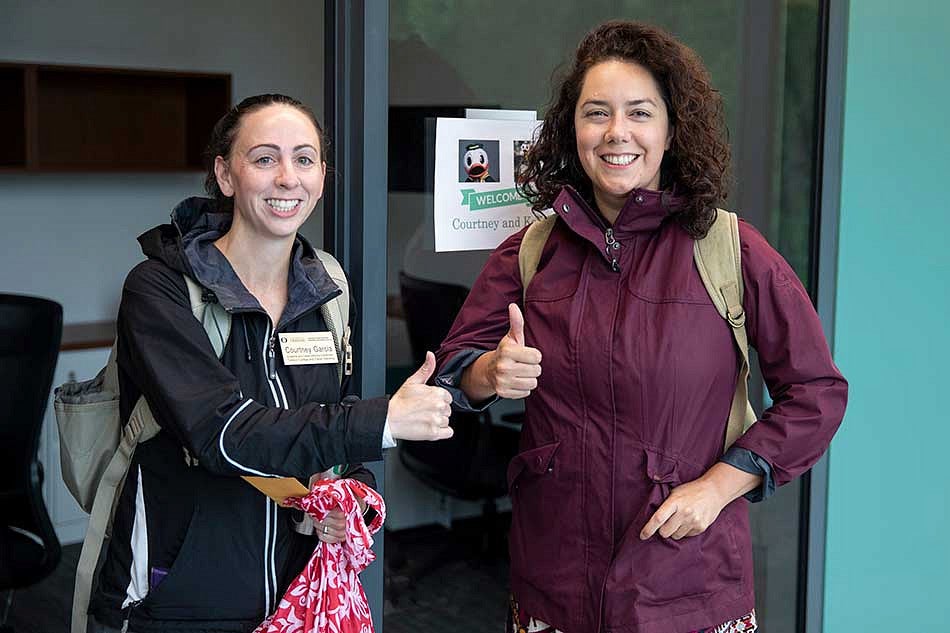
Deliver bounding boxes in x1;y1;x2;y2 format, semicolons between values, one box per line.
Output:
384;517;510;633
6;506;791;633
5;517;509;633
5;543;77;633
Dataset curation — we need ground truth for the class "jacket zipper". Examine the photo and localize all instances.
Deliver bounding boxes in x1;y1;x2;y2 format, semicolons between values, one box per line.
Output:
256;303;345;612
600;232;629;629
268;330;277;380
605;228;621;272
261;320;283;614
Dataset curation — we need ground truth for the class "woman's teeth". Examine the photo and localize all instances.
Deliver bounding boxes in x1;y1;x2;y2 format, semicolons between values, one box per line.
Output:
602;154;639;166
266;199;300;212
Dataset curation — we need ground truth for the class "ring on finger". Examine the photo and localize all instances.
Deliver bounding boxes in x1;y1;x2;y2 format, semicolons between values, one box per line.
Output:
323;524;329;535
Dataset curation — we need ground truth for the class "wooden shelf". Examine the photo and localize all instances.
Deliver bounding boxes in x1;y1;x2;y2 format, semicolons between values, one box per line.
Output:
0;62;230;172
61;320;115;351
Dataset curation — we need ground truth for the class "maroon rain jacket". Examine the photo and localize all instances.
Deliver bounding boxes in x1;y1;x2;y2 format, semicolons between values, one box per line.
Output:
434;187;847;633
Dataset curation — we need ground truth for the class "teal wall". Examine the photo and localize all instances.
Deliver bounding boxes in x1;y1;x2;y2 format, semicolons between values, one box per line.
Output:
826;1;950;628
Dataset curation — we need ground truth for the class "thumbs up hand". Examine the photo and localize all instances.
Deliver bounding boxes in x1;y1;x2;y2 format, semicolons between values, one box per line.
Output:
486;304;543;399
387;351;454;441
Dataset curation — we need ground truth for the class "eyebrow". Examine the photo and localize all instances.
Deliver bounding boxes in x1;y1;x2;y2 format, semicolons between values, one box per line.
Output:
247;143;319;153
581;98;658;108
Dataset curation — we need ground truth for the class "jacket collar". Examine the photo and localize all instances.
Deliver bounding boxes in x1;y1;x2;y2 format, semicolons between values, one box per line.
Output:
553;186;679;238
139;197;341;327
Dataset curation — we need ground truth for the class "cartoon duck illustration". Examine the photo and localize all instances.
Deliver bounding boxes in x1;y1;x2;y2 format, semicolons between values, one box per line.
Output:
463;143;496;182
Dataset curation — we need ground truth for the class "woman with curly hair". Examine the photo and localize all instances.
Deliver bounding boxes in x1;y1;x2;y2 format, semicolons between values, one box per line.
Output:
434;20;846;633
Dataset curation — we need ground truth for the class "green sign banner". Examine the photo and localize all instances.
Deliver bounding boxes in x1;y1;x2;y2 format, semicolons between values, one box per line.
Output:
460;187;528;211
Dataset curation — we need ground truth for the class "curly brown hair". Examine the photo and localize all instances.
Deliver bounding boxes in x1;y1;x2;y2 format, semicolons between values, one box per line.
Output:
518;20;731;238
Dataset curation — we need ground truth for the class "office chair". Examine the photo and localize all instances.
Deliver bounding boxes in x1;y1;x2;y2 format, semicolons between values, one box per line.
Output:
391;273;521;591
0;295;63;632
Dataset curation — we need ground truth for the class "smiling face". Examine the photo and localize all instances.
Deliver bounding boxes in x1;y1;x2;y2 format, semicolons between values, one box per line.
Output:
214;104;326;241
574;59;671;220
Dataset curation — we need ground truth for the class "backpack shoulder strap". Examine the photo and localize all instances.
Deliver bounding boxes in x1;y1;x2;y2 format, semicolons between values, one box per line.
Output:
693;209;757;452
313;249;352;383
71;397;157;633
313;249;350;321
518;215;558;302
184;275;231;359
73;274;235;633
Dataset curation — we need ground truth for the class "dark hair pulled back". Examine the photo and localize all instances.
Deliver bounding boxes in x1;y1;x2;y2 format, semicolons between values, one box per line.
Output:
518;21;731;238
203;94;328;213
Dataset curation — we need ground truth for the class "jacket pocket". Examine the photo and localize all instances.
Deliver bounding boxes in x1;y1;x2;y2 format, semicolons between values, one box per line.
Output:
607;447;744;624
136;499;263;621
136;504;202;613
644;446;681;493
698;500;745;602
508;441;578;587
636;448;708;604
507;440;560;492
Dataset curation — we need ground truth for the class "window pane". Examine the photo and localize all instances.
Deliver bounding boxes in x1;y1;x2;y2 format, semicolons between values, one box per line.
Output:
387;4;824;632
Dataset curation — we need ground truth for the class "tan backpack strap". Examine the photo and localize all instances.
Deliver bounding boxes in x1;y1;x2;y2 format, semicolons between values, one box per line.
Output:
693;209;757;452
313;250;350;324
73;275;235;632
313;249;352;382
184;275;230;359
518;215;558;301
71;398;157;633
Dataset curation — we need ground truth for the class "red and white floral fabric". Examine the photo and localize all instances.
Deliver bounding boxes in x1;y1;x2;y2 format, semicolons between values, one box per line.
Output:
254;478;386;633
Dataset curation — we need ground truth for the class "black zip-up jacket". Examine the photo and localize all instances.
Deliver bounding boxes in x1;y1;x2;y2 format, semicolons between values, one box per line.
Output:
90;198;388;633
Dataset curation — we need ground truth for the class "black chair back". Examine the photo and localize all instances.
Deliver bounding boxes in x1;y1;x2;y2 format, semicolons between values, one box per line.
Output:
0;294;63;590
398;272;469;368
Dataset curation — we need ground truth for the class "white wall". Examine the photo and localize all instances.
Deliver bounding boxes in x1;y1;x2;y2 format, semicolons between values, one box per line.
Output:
0;0;326;324
0;1;326;542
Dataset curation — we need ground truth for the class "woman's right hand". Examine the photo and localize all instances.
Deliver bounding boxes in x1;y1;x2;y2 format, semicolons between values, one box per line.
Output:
461;303;543;401
387;351;454;441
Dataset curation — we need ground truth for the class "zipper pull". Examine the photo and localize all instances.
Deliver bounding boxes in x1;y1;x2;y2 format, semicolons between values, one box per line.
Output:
119;601;140;633
343;325;353;376
605;228;621;272
182;446;199;467
268;333;277;380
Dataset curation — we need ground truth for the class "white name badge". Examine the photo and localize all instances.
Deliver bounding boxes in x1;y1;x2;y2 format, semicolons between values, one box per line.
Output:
278;332;338;366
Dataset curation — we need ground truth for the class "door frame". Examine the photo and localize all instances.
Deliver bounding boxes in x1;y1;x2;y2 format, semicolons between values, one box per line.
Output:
323;0;390;627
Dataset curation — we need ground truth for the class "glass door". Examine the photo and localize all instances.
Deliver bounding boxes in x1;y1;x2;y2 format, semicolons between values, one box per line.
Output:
383;2;828;632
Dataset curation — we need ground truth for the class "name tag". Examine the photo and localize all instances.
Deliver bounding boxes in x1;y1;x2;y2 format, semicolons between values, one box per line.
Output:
278;332;338;366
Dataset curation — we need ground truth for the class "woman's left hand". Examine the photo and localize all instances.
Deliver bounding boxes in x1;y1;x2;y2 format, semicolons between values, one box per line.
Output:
316;509;347;544
640;462;763;541
639;477;727;540
315;499;367;544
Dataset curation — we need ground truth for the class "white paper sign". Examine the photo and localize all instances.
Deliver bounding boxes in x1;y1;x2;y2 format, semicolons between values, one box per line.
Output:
434;117;543;252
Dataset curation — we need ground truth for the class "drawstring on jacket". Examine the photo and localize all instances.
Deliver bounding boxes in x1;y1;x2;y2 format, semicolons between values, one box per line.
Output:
241;317;253;362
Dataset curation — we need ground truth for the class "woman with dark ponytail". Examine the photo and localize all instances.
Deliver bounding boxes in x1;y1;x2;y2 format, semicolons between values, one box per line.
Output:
88;94;453;633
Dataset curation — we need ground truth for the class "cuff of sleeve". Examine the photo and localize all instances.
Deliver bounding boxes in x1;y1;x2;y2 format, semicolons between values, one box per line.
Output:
344;395;389;463
719;447;776;503
381;417;397;449
435;349;499;412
